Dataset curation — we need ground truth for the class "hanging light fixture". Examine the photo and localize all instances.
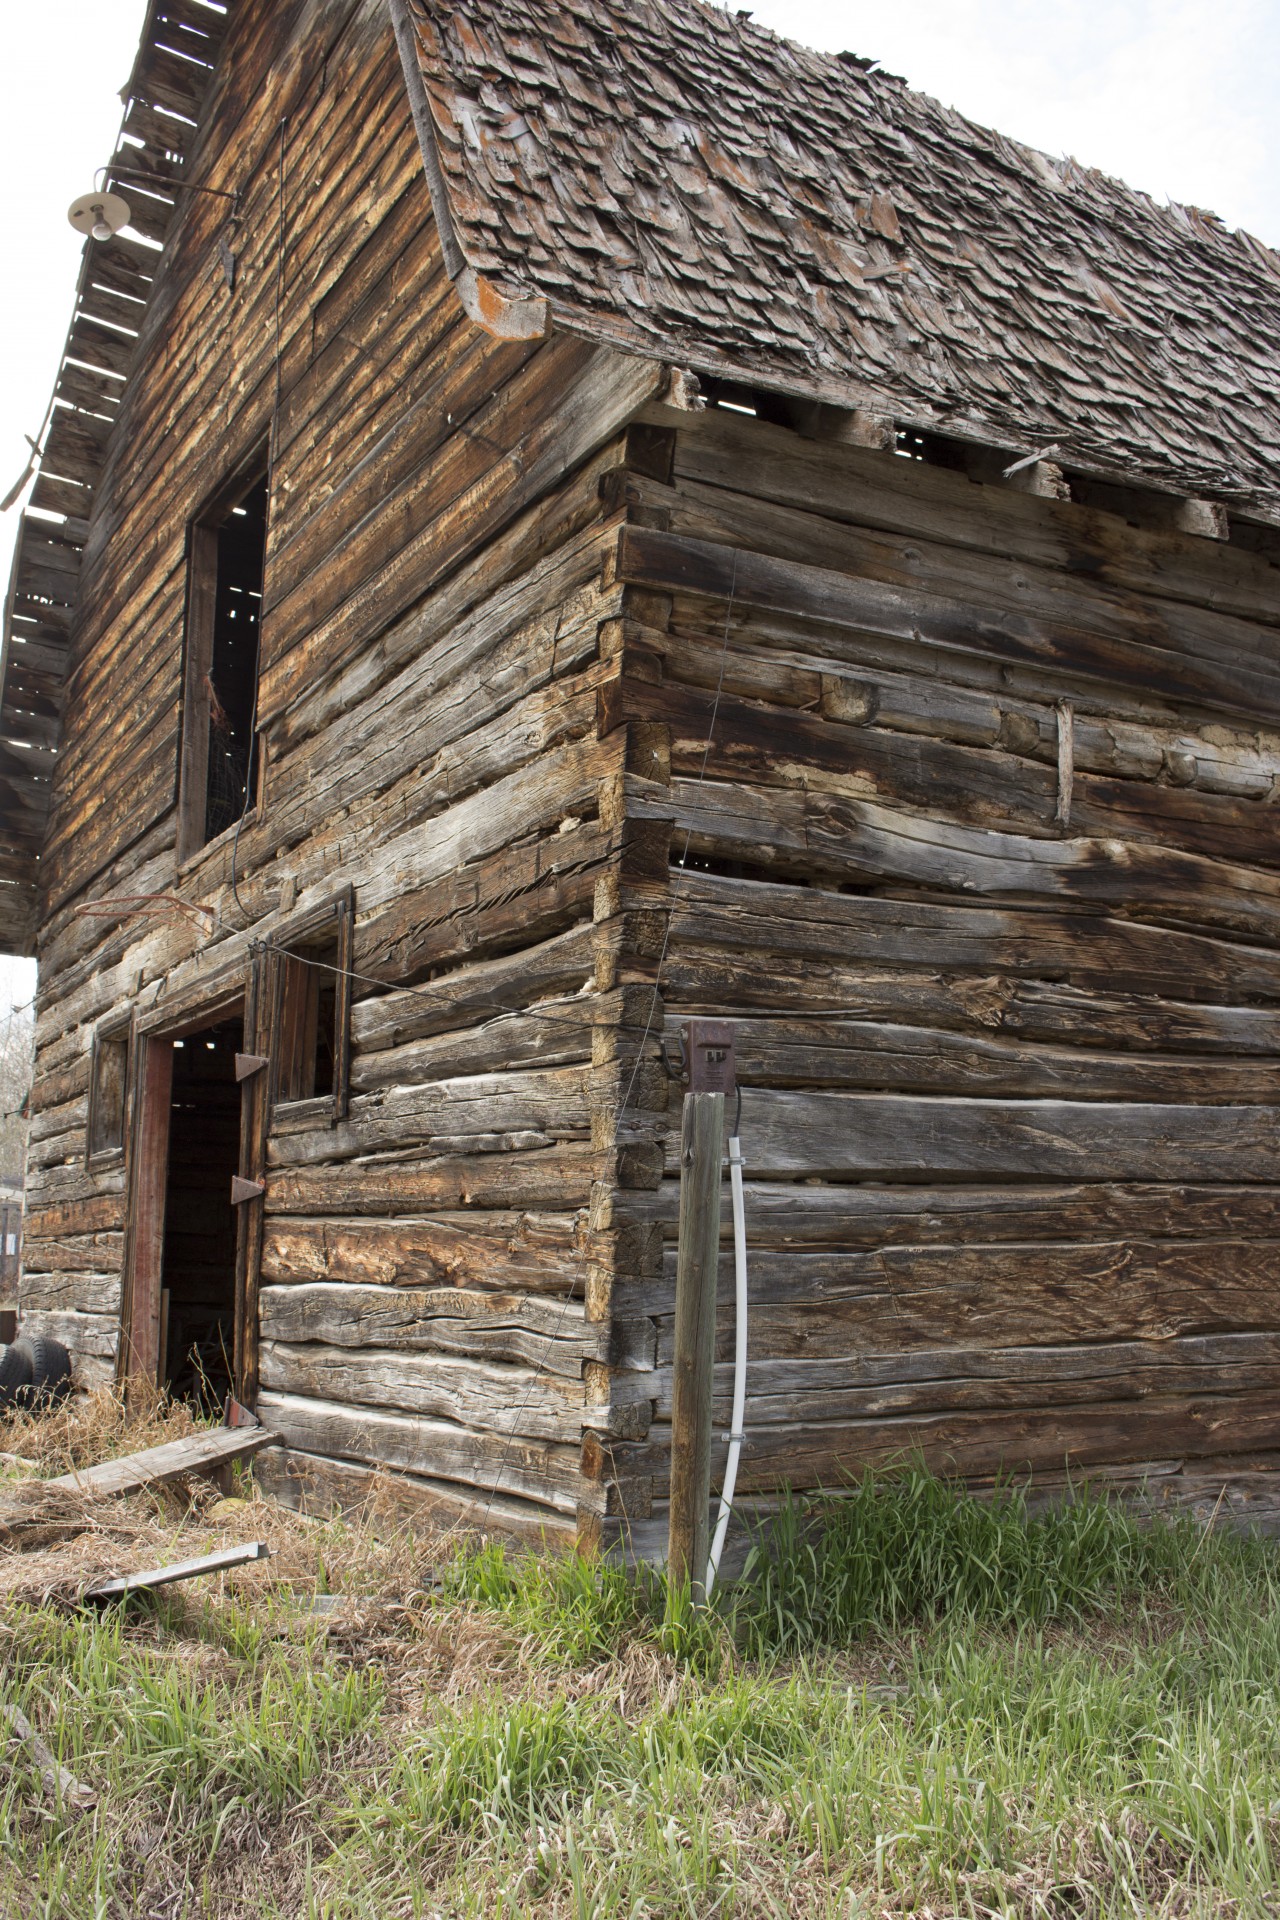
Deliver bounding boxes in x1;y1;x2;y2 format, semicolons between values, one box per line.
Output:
66;190;132;242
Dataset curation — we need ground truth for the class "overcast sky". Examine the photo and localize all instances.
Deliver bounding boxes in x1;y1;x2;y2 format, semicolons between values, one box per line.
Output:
1;0;1277;1017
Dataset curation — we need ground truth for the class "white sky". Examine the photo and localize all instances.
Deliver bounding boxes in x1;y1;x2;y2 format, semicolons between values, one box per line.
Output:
1;0;1277;1019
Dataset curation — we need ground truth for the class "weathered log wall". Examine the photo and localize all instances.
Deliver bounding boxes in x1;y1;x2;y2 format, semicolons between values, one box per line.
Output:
589;402;1280;1554
18;0;663;1539
18;0;1280;1552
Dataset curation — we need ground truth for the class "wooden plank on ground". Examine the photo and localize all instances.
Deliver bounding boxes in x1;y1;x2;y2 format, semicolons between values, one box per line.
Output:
47;1424;276;1496
86;1541;269;1601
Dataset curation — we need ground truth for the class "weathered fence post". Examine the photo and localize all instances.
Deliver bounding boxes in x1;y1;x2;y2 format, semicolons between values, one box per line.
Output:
668;1019;736;1603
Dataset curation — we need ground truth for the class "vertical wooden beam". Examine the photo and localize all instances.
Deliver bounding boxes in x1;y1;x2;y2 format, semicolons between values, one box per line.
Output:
234;955;269;1407
667;1088;724;1600
120;1033;174;1391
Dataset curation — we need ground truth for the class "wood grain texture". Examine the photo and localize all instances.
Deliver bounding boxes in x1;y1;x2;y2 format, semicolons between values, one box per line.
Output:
19;0;1280;1543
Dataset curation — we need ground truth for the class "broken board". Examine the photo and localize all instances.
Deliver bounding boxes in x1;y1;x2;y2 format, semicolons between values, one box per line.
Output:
86;1540;270;1602
46;1424;276;1497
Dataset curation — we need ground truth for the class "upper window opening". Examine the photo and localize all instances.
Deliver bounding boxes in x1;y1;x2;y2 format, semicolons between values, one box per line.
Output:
179;461;268;860
206;473;267;842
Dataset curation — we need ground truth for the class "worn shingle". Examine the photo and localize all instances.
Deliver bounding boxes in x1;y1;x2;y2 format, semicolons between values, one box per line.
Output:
407;0;1280;510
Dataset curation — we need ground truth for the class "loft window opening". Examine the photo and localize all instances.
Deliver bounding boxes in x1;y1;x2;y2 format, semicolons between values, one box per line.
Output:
179;459;269;860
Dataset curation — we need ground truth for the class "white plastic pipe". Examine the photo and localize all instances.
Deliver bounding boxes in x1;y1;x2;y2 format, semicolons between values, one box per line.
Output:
705;1133;748;1597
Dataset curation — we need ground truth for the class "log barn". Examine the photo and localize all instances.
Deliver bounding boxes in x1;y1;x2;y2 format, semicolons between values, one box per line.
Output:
3;0;1280;1552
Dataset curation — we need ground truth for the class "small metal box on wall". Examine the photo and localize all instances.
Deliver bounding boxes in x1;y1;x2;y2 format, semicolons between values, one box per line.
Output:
681;1020;737;1096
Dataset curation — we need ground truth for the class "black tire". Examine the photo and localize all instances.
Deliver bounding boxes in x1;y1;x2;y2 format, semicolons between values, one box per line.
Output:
0;1342;34;1413
13;1337;72;1407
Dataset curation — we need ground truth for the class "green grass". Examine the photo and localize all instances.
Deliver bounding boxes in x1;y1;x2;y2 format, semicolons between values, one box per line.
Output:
3;1471;1280;1917
729;1466;1199;1654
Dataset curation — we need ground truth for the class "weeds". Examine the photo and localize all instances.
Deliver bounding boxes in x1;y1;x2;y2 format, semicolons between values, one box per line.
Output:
439;1538;644;1664
0;1381;209;1479
1;1448;1278;1917
730;1467;1197;1656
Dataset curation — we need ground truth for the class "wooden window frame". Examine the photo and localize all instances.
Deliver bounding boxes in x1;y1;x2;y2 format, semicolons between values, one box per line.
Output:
176;447;269;867
269;887;354;1131
86;1016;133;1169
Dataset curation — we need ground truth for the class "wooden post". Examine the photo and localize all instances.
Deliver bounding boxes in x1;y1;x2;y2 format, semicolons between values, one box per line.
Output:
668;1020;736;1603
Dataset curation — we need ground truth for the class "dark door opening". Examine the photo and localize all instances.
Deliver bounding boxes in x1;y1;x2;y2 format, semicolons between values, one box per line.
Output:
160;1017;243;1409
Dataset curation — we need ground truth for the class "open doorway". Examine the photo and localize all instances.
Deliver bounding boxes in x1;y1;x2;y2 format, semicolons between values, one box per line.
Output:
158;1016;243;1409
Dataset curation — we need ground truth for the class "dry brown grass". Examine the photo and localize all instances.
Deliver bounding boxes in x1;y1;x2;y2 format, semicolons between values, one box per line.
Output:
0;1380;202;1477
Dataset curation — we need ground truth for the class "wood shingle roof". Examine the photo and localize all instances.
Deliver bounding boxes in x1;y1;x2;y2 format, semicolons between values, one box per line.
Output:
404;0;1280;513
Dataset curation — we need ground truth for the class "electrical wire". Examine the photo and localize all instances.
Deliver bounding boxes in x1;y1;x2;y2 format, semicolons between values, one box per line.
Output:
705;1126;748;1598
248;936;606;1042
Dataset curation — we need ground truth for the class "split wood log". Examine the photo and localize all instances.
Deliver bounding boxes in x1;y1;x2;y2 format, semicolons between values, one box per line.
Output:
257;1391;583;1511
258;1281;657;1376
688;1092;1280;1184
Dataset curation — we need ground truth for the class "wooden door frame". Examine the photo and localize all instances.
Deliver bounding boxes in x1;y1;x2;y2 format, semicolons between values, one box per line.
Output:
118;984;255;1398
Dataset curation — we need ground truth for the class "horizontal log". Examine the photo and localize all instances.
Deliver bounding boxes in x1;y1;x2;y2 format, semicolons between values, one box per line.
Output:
686;1014;1280;1104
726;1091;1280;1182
258;1282;609;1377
261;1213;581;1294
354;819;612;985
609;1180;1280;1249
19;1231;122;1274
350;922;595;1053
265;1066;592;1167
15;1309;117;1361
664;869;1280;1004
635;778;1280;943
349;999;593;1095
649;1332;1280;1424
256;1392;583;1512
623;1236;1280;1346
258;1339;588;1442
19;1273;121;1317
628;1389;1280;1490
252;1443;574;1543
264;1146;599;1217
663;945;1280;1057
